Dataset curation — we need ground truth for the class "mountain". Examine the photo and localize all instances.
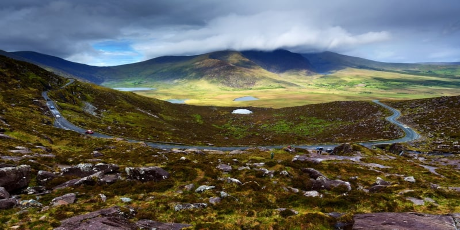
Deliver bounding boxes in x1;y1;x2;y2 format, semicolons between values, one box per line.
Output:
302;51;419;73
1;49;315;88
0;50;106;84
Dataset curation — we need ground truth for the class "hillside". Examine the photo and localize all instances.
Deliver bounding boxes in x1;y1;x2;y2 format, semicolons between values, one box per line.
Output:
3;55;460;229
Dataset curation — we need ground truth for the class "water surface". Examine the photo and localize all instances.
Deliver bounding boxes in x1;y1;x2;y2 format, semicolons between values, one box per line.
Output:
114;88;155;91
234;96;259;101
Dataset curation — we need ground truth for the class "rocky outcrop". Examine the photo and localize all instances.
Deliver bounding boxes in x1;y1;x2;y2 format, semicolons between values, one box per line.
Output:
0;187;10;199
53;171;120;190
55;206;133;230
332;143;353;155
61;163;119;177
301;168;351;191
353;212;457;230
195;185;215;193
0;165;31;192
51;193;76;206
136;219;191;230
174;203;208;211
125;166;169;182
389;143;405;155
37;170;57;185
0;198;18;210
217;164;232;172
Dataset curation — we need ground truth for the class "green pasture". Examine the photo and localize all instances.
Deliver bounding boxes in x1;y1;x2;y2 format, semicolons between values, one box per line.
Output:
102;68;460;108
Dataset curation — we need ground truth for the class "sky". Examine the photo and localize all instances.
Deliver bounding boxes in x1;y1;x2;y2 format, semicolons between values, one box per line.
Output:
1;0;459;66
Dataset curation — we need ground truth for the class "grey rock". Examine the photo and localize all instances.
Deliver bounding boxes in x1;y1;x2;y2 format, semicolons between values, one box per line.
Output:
184;184;195;191
225;177;242;185
91;151;104;157
135;219;191;230
0;165;31;192
93;163;119;173
55;206;137;230
120;197;132;203
353;212;455;230
125;166;169;182
217;164;232;172
404;176;416;183
20;199;43;208
332;143;353;155
0;187;10;199
312;176;351;191
255;168;274;177
37;170;57;185
277;208;299;215
280;170;290;177
0;198;18;209
61;163;95;177
229;150;245;154
220;191;229;198
174;203;207;211
209;197;222;204
238;166;250;170
303;190;321;197
24;186;47;194
0;134;14;139
99;194;107;202
406;197;425;206
369;185;388;193
195;185;215;193
51;193;77;206
301;168;325;179
374;177;391;186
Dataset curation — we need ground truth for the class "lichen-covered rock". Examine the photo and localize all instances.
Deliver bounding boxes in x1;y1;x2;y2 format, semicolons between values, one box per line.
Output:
20;199;43;208
37;170;57;185
0;165;31;192
389;143;405;155
312;176;351;191
135;219;191;230
0;187;10;199
174;203;207;211
0;198;18;209
404;176;416;183
125;166;169;182
55;206;137;230
195;185;215;193
353;212;456;230
374;177;391;186
24;186;47;194
304;190;321;197
51;193;76;206
61;163;95;177
332;143;353;155
209;197;222;204
301;168;326;179
217;164;232;172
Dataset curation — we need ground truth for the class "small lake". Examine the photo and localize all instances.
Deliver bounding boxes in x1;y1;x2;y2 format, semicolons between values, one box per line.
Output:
167;99;188;104
233;96;259;101
114;88;155;91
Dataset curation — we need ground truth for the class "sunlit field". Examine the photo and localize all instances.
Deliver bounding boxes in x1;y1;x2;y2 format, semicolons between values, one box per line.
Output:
103;68;460;108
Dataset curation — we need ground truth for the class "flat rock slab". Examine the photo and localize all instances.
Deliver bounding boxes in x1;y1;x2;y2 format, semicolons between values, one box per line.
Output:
353;212;456;230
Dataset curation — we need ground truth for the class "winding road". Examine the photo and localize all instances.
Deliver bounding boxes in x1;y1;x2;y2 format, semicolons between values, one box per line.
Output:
42;80;420;150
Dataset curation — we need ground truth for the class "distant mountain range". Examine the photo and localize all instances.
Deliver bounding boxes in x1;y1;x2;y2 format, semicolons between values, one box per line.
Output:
1;49;458;88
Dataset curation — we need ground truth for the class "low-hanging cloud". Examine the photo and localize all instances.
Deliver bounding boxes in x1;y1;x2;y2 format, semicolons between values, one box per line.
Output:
134;11;391;59
0;0;459;65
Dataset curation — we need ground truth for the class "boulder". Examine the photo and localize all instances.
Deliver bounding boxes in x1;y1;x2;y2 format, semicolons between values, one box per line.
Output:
301;168;326;179
37;170;57;185
374;177;391;186
51;193;77;206
369;185;387;193
135;219;191;230
312;176;351;191
0;198;18;209
353;212;456;230
0;187;10;199
0;165;31;192
404;176;416;183
125;166;169;182
217;164;232;172
0;134;14;139
304;190;321;197
209;197;222;205
91;151;104;158
225;177;242;185
332;143;353;155
55;206;137;230
24;186;47;194
174;203;207;211
53;171;120;190
20;199;43;208
195;185;215;193
389;143;405;155
61;163;95;177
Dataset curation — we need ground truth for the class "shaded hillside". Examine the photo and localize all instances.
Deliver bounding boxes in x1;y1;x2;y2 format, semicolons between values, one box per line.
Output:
241;49;314;73
1;51;106;84
303;51;460;76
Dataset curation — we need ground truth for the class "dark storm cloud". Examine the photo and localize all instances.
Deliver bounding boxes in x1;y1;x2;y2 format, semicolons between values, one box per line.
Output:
1;0;459;65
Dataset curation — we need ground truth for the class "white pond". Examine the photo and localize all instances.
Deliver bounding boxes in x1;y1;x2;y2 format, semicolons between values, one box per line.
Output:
167;99;188;104
232;109;253;114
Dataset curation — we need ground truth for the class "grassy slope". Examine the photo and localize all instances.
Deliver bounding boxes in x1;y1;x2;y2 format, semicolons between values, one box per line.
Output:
2;54;460;229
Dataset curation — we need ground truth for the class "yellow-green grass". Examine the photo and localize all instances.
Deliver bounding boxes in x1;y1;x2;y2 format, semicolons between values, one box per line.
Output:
103;68;460;108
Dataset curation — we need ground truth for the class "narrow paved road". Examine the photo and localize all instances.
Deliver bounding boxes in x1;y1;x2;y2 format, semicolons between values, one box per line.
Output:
42;81;420;150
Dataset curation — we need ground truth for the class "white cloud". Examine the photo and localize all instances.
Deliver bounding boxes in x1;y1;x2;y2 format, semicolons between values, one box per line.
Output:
132;11;391;60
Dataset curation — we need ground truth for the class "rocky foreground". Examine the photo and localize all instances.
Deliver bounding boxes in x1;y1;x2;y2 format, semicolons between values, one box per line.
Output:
2;142;460;229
